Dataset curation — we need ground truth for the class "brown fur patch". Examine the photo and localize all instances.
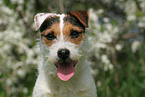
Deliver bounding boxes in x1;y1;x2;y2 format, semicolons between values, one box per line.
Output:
63;22;85;46
40;16;59;32
67;10;89;27
41;23;60;47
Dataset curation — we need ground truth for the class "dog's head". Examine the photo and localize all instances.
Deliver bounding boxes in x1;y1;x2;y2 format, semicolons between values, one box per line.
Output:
34;10;89;81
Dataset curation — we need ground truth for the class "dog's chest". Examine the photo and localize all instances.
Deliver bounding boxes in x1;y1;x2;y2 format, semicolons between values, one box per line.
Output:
48;78;81;97
52;89;78;97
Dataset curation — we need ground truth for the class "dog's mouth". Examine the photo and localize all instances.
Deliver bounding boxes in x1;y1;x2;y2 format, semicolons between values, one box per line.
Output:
55;60;77;81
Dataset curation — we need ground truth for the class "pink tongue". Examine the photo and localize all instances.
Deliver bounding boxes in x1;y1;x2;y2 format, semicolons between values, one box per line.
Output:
57;63;74;81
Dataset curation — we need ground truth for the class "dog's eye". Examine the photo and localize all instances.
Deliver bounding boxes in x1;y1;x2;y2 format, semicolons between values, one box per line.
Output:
70;30;80;38
45;32;56;40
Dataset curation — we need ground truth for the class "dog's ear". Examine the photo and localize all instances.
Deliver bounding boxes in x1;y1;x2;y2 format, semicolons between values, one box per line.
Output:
67;10;89;27
34;13;57;31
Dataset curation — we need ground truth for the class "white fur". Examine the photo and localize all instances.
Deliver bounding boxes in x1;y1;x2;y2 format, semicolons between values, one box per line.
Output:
33;13;97;97
34;13;58;31
58;14;65;39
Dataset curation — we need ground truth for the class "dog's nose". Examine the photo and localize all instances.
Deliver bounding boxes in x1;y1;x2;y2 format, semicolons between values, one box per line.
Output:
57;49;70;60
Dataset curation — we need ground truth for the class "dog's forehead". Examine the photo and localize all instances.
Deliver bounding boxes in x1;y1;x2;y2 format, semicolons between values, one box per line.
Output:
34;13;85;32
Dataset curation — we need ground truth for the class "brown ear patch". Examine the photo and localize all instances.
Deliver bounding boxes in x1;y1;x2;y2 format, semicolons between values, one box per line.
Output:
67;10;89;27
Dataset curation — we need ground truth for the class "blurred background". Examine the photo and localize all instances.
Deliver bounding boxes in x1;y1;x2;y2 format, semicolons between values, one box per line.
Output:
0;0;145;97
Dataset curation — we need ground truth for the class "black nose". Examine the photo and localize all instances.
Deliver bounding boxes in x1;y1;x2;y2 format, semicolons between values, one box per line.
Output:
57;49;70;60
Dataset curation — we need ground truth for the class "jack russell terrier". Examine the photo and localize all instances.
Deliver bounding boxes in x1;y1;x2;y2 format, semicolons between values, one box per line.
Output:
33;10;97;97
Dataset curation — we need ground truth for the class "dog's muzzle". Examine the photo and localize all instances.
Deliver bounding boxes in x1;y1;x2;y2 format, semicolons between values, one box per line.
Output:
55;49;77;81
57;49;70;61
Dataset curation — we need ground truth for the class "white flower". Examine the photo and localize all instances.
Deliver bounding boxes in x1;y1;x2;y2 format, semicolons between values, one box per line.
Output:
23;88;28;94
97;9;104;14
97;81;102;87
127;15;136;21
101;55;110;64
131;41;141;53
89;8;98;21
95;43;106;49
104;66;108;71
113;27;119;33
1;6;13;15
140;2;145;11
91;69;98;76
17;69;25;77
105;24;112;31
109;64;113;69
115;44;123;51
138;22;145;27
138;17;145;27
103;17;109;23
6;78;12;86
103;63;114;71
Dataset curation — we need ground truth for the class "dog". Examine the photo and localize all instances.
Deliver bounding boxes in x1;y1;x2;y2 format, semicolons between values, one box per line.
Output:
33;10;97;97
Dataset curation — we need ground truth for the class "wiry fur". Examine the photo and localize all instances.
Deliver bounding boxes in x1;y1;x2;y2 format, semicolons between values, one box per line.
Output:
33;12;97;97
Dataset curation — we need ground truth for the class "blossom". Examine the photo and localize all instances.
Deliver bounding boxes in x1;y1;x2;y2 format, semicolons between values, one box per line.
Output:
131;41;141;53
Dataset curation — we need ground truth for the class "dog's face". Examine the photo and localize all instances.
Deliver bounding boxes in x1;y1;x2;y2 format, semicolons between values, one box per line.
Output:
34;10;89;81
